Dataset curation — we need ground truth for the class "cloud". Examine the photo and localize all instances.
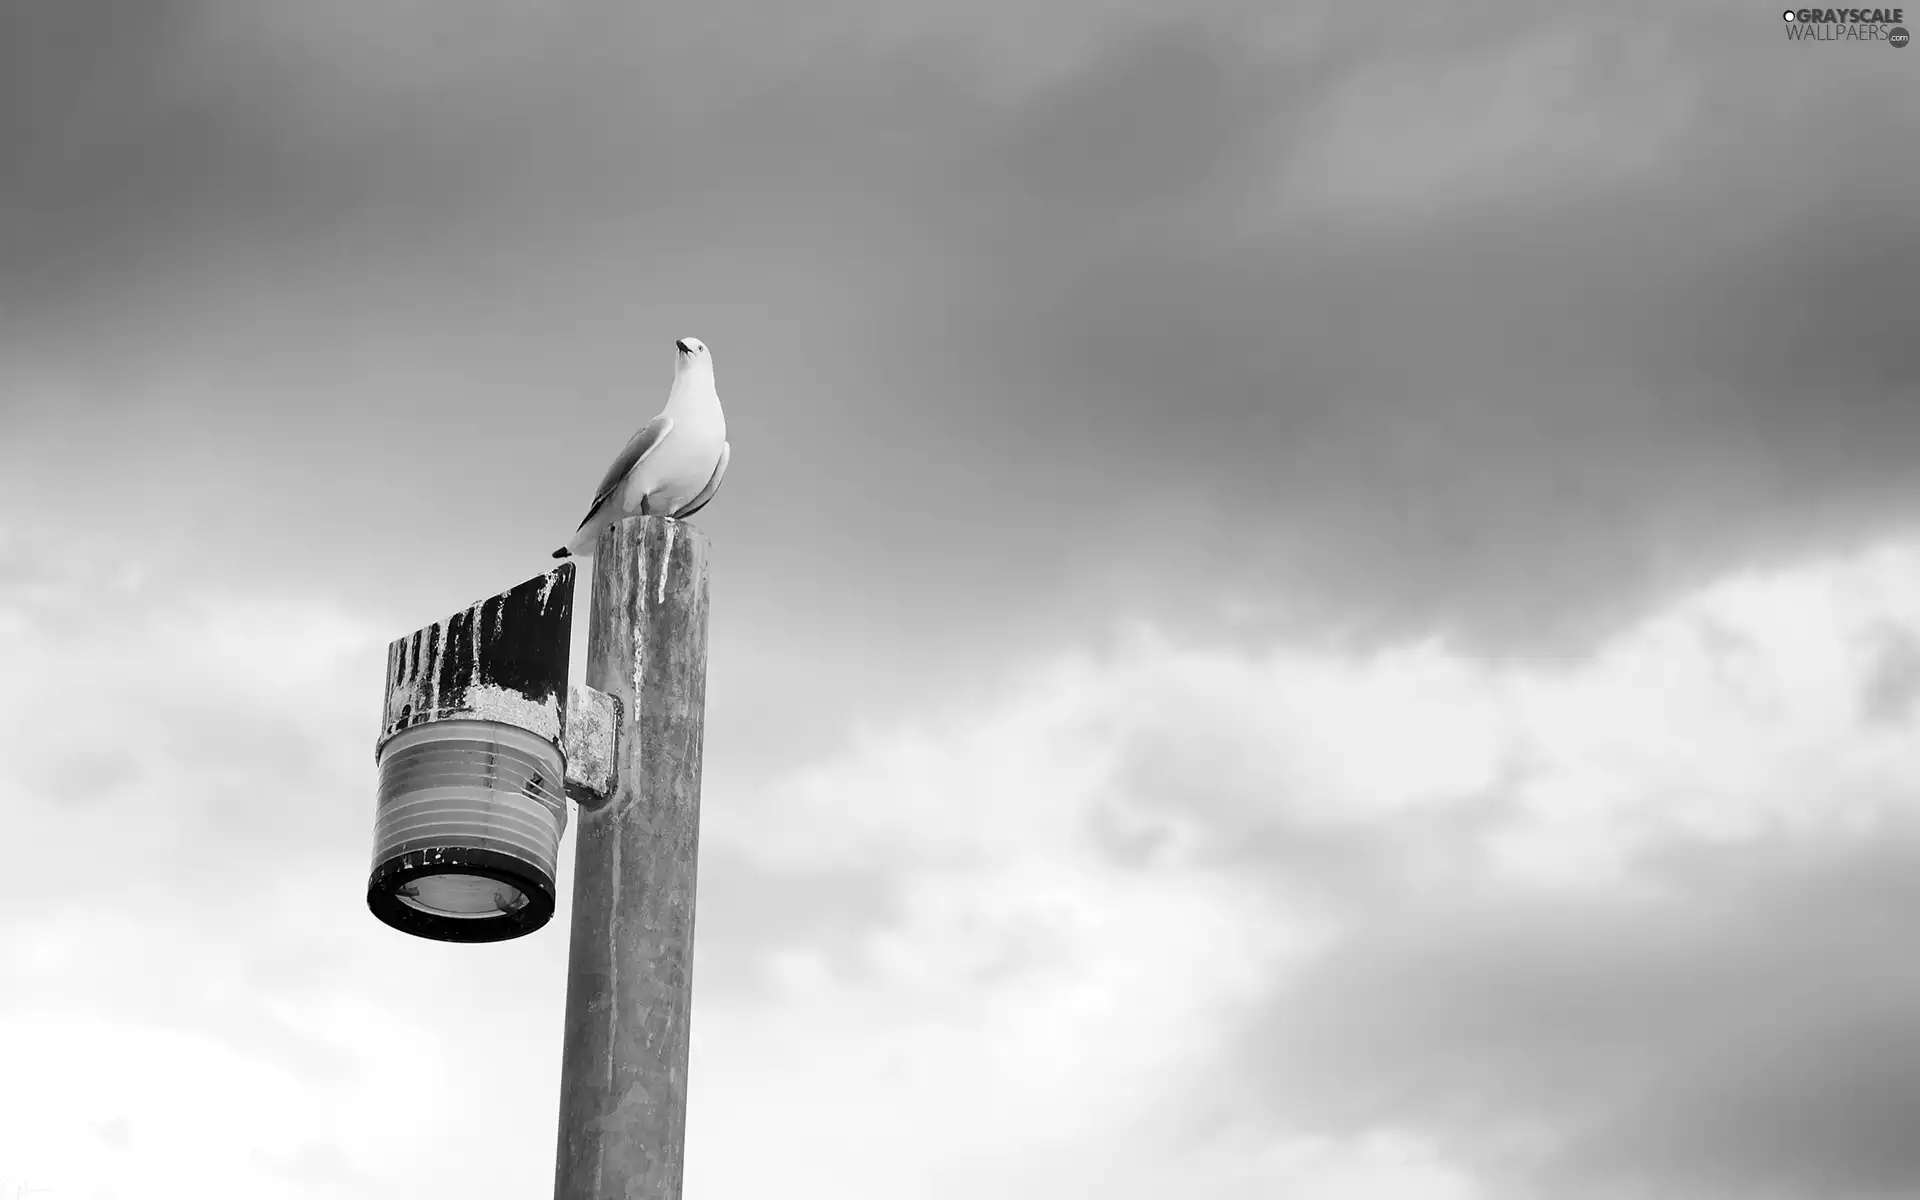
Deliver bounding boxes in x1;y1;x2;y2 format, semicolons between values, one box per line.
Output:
1251;825;1920;1200
4;6;1920;1195
10;519;1920;1196
696;535;1920;1198
0;527;568;1198
1859;624;1920;726
256;1140;365;1187
5;0;1916;677
1133;543;1920;1198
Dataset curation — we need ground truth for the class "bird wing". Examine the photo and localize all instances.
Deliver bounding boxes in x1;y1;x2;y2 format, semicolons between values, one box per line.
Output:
674;441;730;519
575;415;673;530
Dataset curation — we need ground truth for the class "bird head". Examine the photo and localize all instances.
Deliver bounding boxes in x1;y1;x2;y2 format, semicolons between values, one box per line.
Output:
674;337;710;374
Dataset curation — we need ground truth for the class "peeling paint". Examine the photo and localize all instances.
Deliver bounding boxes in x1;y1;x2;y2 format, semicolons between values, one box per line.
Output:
426;623;441;718
630;639;645;717
376;685;563;746
460;682;564;743
375;567;575;759
657;521;674;605
469;599;483;696
564;684;618;805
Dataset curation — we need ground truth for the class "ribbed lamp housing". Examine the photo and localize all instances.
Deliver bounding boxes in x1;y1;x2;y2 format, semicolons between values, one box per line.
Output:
368;721;568;942
367;564;576;944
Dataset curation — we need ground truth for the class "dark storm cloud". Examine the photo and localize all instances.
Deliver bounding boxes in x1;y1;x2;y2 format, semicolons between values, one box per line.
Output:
7;9;1920;1186
2;1;1916;672
1075;639;1920;1200
1206;812;1920;1200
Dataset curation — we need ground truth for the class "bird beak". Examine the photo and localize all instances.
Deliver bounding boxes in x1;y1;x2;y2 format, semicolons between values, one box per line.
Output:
675;340;692;354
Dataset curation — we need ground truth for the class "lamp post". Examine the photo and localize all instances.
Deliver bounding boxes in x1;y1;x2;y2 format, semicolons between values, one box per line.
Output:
366;516;709;1199
551;516;710;1198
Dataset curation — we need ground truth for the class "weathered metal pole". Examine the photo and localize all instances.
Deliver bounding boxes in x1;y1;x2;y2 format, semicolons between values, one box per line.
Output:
553;516;710;1199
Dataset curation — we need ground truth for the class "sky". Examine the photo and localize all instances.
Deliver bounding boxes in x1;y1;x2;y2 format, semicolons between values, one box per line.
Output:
2;0;1918;1196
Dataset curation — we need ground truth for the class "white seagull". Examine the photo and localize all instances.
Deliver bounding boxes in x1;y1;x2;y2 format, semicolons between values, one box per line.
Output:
553;337;731;560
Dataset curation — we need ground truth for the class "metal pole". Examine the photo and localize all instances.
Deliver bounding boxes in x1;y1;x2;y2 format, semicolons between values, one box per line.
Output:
553;516;711;1199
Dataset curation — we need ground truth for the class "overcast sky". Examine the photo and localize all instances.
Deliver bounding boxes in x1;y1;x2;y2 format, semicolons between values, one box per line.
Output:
3;1;1919;1197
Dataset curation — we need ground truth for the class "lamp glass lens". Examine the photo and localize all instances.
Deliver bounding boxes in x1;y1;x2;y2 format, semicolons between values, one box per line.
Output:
397;873;530;918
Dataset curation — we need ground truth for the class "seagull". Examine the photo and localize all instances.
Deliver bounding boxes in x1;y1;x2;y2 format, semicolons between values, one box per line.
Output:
553;337;731;560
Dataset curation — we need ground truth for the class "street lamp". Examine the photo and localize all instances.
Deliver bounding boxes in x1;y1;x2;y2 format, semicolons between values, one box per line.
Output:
365;516;705;1197
370;718;569;942
367;564;587;943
